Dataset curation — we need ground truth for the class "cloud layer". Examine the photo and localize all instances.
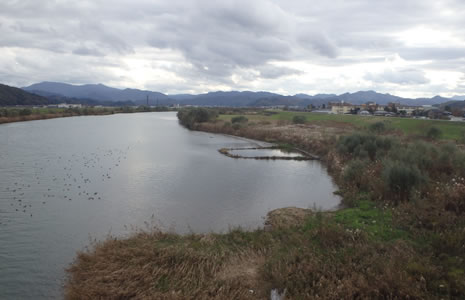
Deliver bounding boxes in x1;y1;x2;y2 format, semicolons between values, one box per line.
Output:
1;0;464;97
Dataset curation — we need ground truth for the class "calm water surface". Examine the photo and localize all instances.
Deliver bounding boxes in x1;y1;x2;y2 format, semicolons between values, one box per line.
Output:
0;112;340;299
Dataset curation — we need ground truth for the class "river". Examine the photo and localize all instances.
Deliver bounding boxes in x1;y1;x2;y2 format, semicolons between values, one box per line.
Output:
0;112;340;299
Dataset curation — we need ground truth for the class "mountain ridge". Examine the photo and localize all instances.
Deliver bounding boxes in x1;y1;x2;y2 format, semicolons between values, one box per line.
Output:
19;81;456;107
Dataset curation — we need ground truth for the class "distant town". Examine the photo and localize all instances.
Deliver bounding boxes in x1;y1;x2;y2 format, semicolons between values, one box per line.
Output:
274;101;465;122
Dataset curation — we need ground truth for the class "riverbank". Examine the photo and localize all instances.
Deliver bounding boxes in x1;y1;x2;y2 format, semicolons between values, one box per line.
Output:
66;109;465;299
0;112;108;124
0;106;173;125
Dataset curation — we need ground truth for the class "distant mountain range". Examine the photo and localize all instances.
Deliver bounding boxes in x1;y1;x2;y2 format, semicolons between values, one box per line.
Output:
24;82;171;105
0;81;461;108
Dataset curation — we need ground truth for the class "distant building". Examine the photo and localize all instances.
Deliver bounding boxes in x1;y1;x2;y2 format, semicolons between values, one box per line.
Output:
360;102;379;113
330;101;353;114
397;105;422;116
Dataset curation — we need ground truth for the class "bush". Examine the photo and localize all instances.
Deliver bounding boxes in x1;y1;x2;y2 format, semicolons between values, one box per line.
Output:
121;106;135;113
231;116;248;124
369;121;386;133
382;160;425;202
19;108;32;116
7;109;19;117
459;130;465;143
343;159;369;190
232;123;242;130
292;115;306;124
337;134;394;161
177;108;218;129
426;127;442;139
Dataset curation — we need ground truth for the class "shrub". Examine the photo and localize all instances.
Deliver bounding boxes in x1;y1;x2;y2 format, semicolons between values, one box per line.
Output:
369;121;386;133
232;123;242;130
7;109;19;117
231;116;248;124
337;134;394;161
177;108;218;129
121;106;135;113
343;159;369;190
258;120;271;125
389;142;429;166
19;108;32;116
426;127;442;139
292;115;306;124
382;160;425;202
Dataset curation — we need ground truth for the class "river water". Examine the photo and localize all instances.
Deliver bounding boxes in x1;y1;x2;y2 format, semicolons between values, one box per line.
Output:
0;112;340;299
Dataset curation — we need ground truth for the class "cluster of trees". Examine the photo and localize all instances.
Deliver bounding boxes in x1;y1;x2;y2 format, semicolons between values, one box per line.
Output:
177;108;218;129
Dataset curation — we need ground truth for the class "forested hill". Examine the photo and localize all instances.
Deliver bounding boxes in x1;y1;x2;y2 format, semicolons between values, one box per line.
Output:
0;83;51;106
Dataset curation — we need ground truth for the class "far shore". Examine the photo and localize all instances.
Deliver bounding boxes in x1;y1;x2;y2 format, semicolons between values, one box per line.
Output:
0;112;109;125
0;106;174;125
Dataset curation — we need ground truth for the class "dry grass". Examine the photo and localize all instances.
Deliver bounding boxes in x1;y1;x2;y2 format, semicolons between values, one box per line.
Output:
66;209;444;299
66;231;269;299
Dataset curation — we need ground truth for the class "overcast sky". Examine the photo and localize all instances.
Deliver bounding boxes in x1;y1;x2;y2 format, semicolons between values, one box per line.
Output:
1;0;464;97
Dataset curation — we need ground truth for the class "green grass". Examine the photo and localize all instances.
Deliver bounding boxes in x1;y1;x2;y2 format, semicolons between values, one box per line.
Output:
219;110;465;141
333;200;408;241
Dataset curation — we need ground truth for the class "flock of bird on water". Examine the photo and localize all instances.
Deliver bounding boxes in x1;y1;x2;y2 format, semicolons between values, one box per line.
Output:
0;146;131;226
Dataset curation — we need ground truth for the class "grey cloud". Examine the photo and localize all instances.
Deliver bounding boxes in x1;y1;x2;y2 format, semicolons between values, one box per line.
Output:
258;65;303;79
0;0;464;96
365;69;430;85
299;33;338;58
399;48;465;61
422;60;465;72
146;0;340;78
73;47;104;57
10;22;55;34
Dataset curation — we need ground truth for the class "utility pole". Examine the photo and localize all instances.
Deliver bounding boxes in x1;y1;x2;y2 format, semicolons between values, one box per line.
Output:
146;95;149;106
